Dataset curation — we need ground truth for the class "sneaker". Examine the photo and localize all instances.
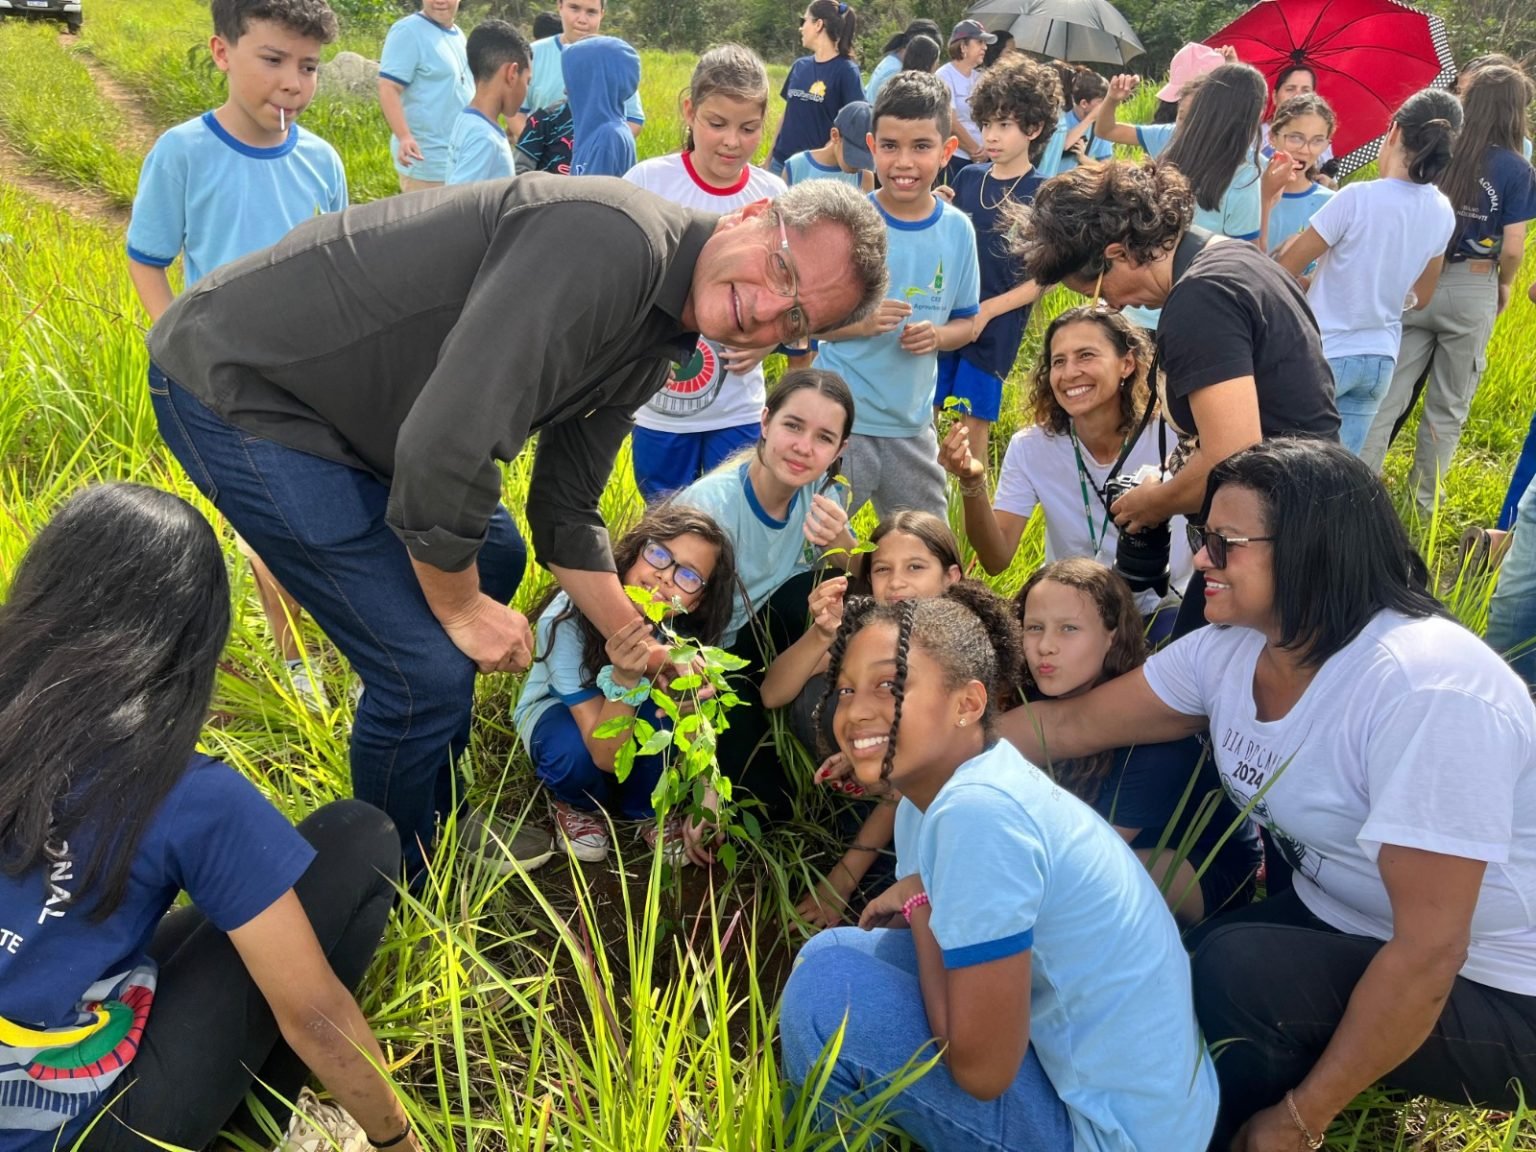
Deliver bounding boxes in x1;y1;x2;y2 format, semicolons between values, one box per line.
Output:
641;814;690;866
279;1088;370;1152
553;801;611;862
461;808;555;874
285;658;329;712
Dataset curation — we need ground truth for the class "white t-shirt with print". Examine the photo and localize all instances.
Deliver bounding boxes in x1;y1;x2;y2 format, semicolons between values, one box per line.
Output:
624;154;787;433
1143;610;1536;994
992;422;1194;614
935;62;982;144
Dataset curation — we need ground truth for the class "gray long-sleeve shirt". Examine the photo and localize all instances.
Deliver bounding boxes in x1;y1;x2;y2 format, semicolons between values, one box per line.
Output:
147;174;716;573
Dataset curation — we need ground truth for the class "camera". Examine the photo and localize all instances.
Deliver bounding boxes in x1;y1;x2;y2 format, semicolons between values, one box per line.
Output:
1104;468;1171;596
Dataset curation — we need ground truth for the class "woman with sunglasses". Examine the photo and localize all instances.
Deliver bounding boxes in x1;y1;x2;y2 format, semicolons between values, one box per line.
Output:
997;438;1536;1150
1014;160;1338;640
515;506;737;865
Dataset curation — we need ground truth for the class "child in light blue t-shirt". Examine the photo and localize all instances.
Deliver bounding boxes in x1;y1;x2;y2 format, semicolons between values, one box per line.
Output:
779;587;1220;1152
378;2;474;188
446;20;531;185
521;31;645;131
816;73;980;521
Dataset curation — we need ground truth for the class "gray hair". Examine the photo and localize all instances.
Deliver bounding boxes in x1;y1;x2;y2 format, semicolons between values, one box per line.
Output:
774;181;889;328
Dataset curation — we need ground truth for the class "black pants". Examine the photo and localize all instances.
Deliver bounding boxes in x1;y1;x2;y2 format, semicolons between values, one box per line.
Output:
80;800;400;1151
1189;889;1536;1149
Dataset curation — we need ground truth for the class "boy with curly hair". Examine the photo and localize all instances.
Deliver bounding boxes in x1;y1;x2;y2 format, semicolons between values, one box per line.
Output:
935;56;1059;460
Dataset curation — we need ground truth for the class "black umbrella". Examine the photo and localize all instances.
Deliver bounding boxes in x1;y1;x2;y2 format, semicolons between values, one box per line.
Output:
966;0;1145;65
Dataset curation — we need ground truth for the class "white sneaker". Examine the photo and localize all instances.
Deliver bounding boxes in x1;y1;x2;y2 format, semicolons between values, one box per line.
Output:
553;801;611;862
286;659;329;711
279;1088;370;1152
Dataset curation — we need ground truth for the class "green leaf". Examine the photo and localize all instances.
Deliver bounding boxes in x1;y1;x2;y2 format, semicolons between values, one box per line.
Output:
593;715;635;739
637;729;674;756
668;674;703;692
614;739;636;783
632;718;655;745
741;810;761;840
850;540;878;554
718;841;738;873
942;395;973;412
669;644;699;663
624;583;668;623
653;692;681;722
708;651;751;671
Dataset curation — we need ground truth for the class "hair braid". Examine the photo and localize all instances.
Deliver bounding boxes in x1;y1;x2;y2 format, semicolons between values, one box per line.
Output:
812;594;878;757
879;599;916;780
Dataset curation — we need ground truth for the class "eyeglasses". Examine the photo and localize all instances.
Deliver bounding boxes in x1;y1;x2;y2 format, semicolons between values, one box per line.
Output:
1278;133;1331;151
641;539;708;595
1186;524;1276;569
767;212;812;351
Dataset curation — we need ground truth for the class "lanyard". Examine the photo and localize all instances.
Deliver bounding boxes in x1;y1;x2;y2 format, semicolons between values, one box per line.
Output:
1068;426;1121;556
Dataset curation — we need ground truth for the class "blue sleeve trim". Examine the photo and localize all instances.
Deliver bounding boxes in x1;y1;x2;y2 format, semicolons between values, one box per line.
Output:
553;686;601;706
949;304;980;320
379;71;411;87
941;928;1034;969
126;244;175;268
1234;230;1261;242
625;116;645;126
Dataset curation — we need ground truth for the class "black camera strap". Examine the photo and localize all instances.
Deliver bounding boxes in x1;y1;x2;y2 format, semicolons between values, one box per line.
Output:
1083;348;1161;518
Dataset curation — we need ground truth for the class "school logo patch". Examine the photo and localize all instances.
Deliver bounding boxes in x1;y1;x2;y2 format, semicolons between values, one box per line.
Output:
648;339;725;416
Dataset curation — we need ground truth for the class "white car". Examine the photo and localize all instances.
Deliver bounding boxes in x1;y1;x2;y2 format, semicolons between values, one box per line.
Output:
0;0;82;34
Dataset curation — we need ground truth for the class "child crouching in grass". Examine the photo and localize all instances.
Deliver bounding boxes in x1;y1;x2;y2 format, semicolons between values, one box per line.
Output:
513;506;737;866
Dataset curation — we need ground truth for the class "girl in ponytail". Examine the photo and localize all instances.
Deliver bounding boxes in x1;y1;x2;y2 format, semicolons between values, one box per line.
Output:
768;1;865;175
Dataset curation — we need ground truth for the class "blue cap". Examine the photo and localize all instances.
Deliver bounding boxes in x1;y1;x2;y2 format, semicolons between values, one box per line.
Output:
833;101;874;172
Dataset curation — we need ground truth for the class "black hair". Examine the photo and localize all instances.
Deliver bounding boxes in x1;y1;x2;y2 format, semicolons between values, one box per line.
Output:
813;583;1025;774
531;10;562;39
1389;86;1461;185
1273;63;1316;95
900;35;941;75
467;19;531;83
1070;70;1108;105
982;30;1014;69
969;55;1063;166
0;484;231;921
1163;62;1267;211
1440;65;1531;254
872;69;952;138
880;17;940;56
533;504;738;685
1152;98;1180;124
807;0;857;59
211;0;338;44
1202;439;1447;668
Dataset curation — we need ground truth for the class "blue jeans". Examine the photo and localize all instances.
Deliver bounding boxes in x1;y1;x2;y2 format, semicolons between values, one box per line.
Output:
1330;354;1395;456
1499;411;1536;531
1486;472;1536;692
630;422;757;503
529;702;669;820
150;368;527;874
779;927;1073;1152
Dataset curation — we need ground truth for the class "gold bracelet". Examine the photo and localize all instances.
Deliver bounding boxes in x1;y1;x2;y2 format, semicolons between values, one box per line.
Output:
1284;1091;1325;1150
958;476;987;499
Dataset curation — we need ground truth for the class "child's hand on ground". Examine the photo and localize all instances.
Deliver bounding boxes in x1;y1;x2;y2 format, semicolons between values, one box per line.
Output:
796;871;857;930
899;320;938;356
606;617;654;687
939;421;985;483
808;575;849;639
859;874;924;931
683;787;722;867
803;492;850;550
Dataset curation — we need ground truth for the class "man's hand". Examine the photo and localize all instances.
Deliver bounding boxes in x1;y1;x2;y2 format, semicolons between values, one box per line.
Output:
440;595;533;674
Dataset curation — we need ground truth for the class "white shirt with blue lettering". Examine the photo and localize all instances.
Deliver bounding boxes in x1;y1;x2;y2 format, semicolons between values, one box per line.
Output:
126;112;347;286
379;11;474;181
520;35;644;126
893;739;1220;1152
513;593;601;746
676;461;819;645
447;107;515;184
816;195;980;438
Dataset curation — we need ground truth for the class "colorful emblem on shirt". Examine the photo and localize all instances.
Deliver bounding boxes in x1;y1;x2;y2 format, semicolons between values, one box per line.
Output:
901;259;946;308
649;338;725;416
809;80;827;99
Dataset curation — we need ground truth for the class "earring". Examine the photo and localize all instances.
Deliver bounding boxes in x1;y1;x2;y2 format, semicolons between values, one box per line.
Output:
957;718;967;727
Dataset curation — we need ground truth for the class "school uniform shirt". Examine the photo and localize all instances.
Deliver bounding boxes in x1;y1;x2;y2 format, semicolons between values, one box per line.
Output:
379;11;474;182
993;422;1194;615
126;112;347;286
1156;234;1338;442
934;62;985;147
513;592;600;746
1447;145;1536;261
949;161;1044;381
1145;610;1536;994
0;757;313;1149
675;461;819;645
782;150;863;190
1052;106;1114;172
520;35;645;128
1134;121;1175;158
864;53;901;103
623;154;786;434
1192;160;1262;241
1306;178;1456;361
892;740;1220;1151
1264;182;1333;255
815;195;980;438
773;55;864;166
446;108;516;184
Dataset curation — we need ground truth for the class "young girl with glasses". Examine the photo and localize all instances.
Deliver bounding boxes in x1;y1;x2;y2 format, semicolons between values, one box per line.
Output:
1261;93;1337;259
514;505;737;865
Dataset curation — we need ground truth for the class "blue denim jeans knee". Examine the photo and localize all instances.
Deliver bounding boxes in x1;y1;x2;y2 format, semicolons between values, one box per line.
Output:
1487;473;1536;693
1330;354;1396;456
149;365;527;875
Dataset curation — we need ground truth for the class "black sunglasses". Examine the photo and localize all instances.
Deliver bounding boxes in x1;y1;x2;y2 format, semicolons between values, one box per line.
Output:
1186;524;1276;569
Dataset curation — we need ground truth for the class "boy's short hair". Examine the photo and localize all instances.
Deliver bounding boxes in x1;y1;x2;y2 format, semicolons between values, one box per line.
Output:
969;57;1062;165
211;0;338;44
468;19;531;82
531;10;562;38
872;71;952;139
1070;70;1109;105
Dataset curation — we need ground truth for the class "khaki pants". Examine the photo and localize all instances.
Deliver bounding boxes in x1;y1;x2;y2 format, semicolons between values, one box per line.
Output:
397;174;444;194
1359;259;1500;509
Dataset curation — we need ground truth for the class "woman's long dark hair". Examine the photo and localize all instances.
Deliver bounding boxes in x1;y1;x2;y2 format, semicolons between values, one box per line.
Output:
1163;63;1267;212
1203;439;1446;667
807;0;857;58
0;484;231;920
880;17;939;57
1439;64;1532;253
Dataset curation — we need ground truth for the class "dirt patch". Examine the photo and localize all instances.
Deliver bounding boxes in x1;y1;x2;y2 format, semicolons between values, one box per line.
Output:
0;136;126;227
73;47;159;157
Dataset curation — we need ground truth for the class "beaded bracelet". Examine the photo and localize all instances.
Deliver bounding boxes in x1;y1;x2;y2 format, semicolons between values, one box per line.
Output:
901;891;930;924
596;663;651;706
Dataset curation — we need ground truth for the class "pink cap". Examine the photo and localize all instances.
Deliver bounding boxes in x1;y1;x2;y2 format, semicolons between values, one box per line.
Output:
1156;42;1226;102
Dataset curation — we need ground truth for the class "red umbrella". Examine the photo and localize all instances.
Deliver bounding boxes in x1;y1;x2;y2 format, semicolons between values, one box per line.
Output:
1206;0;1455;176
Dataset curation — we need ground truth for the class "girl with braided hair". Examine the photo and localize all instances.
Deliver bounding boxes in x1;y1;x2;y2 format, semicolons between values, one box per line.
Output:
779;584;1218;1151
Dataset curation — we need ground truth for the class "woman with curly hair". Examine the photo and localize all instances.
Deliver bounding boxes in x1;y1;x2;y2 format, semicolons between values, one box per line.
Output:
1013;159;1338;637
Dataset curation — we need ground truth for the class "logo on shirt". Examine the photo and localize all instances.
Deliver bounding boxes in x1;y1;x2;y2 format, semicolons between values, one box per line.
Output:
809;80;827;99
901;259;946;312
649;339;725;416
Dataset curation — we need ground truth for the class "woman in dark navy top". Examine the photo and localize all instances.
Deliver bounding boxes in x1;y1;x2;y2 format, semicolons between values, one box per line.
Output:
769;0;864;176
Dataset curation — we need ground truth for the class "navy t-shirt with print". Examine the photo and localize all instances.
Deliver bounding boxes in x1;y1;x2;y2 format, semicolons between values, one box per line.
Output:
1448;146;1536;261
773;55;864;165
951;161;1045;379
0;756;314;1150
